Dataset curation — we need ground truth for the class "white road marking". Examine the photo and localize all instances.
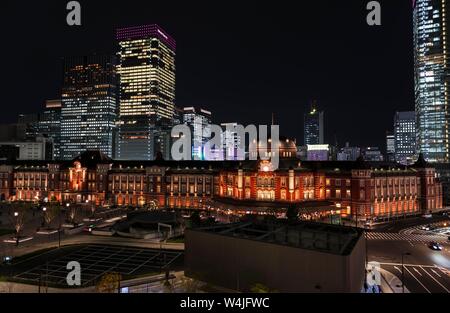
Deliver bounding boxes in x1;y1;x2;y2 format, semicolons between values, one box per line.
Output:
421;266;450;293
431;269;442;278
380;262;439;268
404;266;431;294
413;267;423;277
394;266;402;274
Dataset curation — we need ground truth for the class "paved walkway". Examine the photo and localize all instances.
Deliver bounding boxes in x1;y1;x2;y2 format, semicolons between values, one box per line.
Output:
3;234;184;258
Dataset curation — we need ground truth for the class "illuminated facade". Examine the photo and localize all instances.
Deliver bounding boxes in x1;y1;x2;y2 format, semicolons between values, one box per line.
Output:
60;55;118;160
0;151;442;221
116;24;176;160
414;0;450;163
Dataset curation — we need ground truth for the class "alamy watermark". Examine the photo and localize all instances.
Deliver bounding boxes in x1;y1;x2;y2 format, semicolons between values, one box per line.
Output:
66;1;81;26
366;1;381;26
66;261;81;286
171;123;281;170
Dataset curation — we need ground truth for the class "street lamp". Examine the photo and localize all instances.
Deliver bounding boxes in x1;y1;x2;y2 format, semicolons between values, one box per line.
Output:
42;207;47;229
14;211;19;246
401;252;411;293
58;205;62;248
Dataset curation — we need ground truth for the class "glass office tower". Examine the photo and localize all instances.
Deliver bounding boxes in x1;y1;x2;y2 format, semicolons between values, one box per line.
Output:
116;24;176;160
38;100;62;159
414;0;449;163
394;111;417;165
60;55;118;160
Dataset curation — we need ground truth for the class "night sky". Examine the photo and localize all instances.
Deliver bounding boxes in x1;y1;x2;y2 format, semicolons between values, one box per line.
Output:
1;0;413;148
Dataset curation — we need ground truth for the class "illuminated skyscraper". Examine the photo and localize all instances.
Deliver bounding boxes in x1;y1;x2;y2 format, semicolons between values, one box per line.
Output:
394;111;416;165
304;101;324;145
60;55;118;160
414;0;449;163
386;131;395;162
116;24;176;160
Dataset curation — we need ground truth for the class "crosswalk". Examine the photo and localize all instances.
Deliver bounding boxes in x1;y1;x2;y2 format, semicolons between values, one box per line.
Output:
400;222;446;235
366;232;447;242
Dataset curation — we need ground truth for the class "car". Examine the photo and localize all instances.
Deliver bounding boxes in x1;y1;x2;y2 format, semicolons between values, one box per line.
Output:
428;241;443;251
2;256;12;264
421;225;431;231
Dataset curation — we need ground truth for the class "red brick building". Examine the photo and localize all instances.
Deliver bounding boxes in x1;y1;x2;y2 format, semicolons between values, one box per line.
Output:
0;151;443;222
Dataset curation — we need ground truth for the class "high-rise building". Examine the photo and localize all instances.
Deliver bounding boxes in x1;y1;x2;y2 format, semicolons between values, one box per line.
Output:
37;100;62;159
60;55;118;160
414;0;450;163
386;131;395;162
182;107;212;160
394;111;416;165
304;101;324;145
116;24;176;160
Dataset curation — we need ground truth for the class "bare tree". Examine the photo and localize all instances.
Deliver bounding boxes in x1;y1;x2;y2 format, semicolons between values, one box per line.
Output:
66;205;78;225
43;203;60;228
160;279;174;293
8;202;30;245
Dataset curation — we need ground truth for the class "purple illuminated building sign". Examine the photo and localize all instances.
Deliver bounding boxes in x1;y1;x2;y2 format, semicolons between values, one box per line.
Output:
116;24;176;51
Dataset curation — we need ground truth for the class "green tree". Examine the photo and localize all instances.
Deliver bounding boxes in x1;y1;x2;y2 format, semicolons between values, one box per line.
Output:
179;276;201;293
96;272;121;293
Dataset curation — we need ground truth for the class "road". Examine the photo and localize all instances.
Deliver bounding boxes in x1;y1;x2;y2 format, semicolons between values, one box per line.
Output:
370;214;450;233
368;229;450;293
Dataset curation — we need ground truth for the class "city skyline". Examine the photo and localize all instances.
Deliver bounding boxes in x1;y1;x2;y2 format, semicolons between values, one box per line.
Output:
1;1;450;298
0;0;414;148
